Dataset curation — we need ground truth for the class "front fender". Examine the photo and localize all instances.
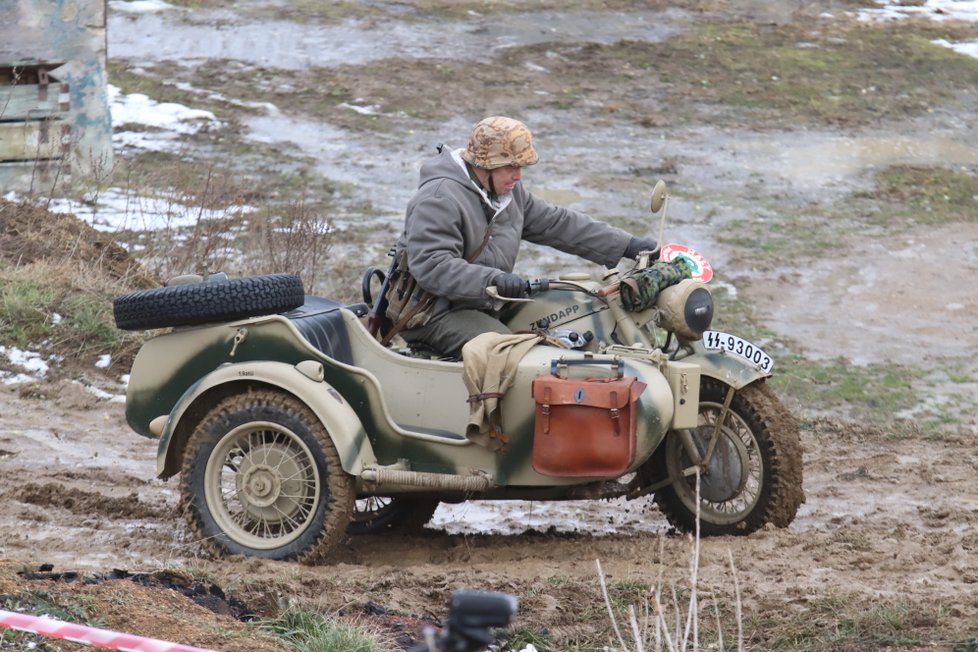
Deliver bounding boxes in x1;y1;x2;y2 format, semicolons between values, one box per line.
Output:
681;341;771;389
156;359;374;478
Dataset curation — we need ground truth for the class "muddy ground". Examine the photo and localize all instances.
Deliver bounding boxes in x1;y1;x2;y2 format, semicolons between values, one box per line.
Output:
2;379;978;650
2;0;978;650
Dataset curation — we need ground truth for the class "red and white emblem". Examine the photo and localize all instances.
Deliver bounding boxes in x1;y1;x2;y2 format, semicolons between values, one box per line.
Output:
659;243;713;283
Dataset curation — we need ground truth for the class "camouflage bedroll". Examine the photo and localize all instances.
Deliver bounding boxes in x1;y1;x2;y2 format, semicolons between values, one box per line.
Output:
620;257;694;312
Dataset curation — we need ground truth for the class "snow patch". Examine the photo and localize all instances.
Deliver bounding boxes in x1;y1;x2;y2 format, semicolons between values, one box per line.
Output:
45;187;255;234
108;0;177;14
108;84;222;152
858;0;978;23
0;346;58;384
932;37;978;59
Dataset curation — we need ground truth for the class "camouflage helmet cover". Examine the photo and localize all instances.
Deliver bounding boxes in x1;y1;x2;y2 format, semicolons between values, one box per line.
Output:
461;116;539;169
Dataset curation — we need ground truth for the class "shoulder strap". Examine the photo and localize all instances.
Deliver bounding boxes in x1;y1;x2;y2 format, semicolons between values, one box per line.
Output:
381;224;495;347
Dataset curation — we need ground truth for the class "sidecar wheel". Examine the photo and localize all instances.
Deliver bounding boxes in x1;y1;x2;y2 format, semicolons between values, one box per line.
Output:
113;273;305;331
348;496;439;535
652;379;804;536
179;390;354;563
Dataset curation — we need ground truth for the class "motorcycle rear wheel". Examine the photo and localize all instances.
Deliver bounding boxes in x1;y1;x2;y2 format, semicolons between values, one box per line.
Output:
179;390;354;563
348;496;440;535
652;378;804;536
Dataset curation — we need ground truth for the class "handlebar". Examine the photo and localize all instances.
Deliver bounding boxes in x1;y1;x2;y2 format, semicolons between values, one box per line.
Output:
596;281;620;297
489;277;625;300
487;278;549;302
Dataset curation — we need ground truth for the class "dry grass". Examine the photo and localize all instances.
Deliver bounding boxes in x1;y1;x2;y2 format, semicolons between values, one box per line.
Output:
597;474;745;652
0;198;159;372
0;155;334;375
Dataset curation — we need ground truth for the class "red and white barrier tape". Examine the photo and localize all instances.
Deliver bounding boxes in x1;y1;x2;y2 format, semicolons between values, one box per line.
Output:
0;608;220;651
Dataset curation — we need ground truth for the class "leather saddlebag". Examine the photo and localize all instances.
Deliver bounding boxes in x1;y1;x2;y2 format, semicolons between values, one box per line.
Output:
531;359;646;477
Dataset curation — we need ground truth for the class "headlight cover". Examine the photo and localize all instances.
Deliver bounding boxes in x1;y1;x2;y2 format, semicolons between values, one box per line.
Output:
656;279;714;342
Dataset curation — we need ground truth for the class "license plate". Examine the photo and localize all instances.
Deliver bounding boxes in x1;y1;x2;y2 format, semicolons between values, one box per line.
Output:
703;330;774;373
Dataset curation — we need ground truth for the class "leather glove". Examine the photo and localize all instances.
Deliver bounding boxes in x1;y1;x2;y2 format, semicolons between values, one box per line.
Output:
492;272;527;298
624;236;660;260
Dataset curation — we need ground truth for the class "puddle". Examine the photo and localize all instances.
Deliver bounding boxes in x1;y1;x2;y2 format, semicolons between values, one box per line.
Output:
244;114;694;224
246;113;424;216
755;224;978;366
108;7;687;69
243;112;735;277
735;134;978;186
433;496;670;536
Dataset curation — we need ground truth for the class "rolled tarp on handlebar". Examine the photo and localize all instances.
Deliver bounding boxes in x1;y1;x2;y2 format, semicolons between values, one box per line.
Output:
619;258;693;311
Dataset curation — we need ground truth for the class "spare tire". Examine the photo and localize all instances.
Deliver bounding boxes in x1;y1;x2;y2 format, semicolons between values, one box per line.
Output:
113;273;305;331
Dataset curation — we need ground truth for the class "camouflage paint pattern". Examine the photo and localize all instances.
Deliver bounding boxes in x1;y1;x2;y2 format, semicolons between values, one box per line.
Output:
125;269;768;497
129;311;674;489
619;257;694;312
460;116;539;169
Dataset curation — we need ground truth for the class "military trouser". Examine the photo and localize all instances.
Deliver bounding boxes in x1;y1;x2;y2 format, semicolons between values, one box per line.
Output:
401;309;511;360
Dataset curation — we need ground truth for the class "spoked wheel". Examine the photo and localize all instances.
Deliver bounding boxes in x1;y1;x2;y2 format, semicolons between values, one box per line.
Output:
348;496;440;535
180;390;354;563
652;378;804;536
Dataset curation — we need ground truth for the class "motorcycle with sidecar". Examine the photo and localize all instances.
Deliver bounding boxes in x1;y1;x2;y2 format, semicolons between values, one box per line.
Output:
113;182;804;562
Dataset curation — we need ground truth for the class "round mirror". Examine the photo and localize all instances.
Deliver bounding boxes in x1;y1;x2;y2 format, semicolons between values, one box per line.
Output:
650;180;668;214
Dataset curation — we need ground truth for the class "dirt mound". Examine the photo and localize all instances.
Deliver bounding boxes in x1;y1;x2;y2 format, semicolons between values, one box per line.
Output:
0;199;158;288
0;200;160;376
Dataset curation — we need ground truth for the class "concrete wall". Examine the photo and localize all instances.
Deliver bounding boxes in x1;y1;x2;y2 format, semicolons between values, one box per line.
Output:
0;0;112;193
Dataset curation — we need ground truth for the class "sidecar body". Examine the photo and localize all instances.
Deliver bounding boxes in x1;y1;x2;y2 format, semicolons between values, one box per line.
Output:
127;294;694;491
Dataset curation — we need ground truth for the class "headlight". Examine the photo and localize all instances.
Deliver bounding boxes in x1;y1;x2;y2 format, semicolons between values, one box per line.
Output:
656;279;714;342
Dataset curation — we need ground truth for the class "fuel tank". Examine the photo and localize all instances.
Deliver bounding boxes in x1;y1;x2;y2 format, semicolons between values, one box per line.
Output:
499;283;617;347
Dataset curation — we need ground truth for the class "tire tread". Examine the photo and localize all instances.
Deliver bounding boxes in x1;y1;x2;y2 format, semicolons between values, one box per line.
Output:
113;273;305;331
178;389;354;563
653;378;804;535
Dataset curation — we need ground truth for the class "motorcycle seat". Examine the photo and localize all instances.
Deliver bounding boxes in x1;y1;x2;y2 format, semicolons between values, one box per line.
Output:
284;296;367;365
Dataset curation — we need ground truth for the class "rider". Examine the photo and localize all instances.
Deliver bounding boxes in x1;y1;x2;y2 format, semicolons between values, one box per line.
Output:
389;116;658;359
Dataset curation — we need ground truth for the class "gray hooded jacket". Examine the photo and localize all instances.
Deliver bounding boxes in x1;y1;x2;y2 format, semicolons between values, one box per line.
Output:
394;148;632;321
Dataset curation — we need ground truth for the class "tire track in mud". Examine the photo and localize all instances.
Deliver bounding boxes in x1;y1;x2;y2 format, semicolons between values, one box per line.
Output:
11;482;165;521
